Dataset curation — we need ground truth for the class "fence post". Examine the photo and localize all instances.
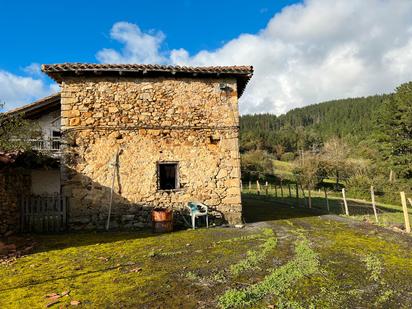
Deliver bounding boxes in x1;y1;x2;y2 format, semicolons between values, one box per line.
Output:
370;186;379;223
300;184;308;207
400;192;411;233
324;187;330;212
265;181;268;195
256;180;261;195
308;188;312;208
280;179;284;197
296;182;299;206
240;182;243;192
248;181;251;192
342;188;349;215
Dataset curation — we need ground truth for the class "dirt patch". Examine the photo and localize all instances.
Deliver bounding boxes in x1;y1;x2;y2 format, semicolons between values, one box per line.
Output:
0;235;36;266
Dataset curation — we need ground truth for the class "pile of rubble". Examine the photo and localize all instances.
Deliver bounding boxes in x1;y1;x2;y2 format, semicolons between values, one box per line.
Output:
0;232;35;265
0;150;23;166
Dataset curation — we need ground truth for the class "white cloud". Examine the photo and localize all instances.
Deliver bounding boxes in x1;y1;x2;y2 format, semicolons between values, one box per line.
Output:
0;70;58;111
5;0;412;114
96;22;167;64
96;0;412;114
22;63;42;77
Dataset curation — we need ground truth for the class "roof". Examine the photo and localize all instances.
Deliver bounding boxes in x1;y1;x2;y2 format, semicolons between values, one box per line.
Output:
42;63;254;97
5;92;61;118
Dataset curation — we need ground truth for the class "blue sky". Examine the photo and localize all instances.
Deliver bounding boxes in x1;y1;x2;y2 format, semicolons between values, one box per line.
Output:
1;1;412;114
0;0;297;74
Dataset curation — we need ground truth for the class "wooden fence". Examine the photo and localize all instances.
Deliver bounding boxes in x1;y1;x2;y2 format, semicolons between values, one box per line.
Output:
20;195;68;233
242;180;412;233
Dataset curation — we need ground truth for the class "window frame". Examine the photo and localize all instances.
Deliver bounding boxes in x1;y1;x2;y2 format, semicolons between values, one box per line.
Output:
157;161;180;191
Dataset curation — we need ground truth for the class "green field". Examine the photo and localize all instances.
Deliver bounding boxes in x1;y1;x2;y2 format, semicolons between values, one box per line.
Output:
1;196;412;308
247;159;411;230
272;159;294;178
242;186;412;231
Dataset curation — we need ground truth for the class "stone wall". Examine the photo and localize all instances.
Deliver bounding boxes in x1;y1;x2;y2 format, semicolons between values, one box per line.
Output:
0;171;30;235
60;76;242;229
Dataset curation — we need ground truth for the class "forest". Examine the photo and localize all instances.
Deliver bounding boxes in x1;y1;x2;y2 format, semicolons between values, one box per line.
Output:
240;82;412;203
240;94;387;155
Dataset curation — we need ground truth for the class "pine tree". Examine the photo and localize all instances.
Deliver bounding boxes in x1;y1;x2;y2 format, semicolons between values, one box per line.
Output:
376;82;412;179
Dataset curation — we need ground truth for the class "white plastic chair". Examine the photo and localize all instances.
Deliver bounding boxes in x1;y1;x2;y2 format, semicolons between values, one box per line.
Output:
187;202;209;229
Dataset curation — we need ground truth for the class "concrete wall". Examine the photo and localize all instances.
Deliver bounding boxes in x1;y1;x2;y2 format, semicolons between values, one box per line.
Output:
60;76;242;229
30;169;61;195
33;110;61;140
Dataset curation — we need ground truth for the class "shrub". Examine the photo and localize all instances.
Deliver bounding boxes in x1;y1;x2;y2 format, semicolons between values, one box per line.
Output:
241;150;274;181
280;152;296;162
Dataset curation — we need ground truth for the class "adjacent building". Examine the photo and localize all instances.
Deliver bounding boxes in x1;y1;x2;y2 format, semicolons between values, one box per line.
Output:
1;63;253;232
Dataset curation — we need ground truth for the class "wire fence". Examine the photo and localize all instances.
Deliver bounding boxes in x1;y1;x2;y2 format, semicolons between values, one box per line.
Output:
241;180;412;233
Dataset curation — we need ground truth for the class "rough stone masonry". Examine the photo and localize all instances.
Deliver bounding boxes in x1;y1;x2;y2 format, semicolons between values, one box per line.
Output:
0;171;30;235
42;64;253;230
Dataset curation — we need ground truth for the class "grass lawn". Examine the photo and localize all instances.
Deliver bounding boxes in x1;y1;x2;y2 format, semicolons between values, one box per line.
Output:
243;187;412;230
272;159;294;178
1;196;412;308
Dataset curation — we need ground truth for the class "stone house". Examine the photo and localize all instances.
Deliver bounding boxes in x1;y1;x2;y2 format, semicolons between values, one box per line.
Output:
5;93;62;194
0;94;62;235
1;63;253;232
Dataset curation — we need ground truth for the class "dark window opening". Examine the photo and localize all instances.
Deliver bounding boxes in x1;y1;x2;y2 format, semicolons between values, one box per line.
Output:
158;162;179;190
52;130;61;138
209;134;220;145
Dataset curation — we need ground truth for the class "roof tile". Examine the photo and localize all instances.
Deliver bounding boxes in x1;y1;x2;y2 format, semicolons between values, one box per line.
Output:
42;63;253;97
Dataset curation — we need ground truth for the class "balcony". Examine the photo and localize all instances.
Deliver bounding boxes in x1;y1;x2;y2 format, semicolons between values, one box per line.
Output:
29;138;61;156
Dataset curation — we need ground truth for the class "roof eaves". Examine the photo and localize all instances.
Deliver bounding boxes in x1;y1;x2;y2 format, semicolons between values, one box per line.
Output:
5;92;61;116
41;63;253;98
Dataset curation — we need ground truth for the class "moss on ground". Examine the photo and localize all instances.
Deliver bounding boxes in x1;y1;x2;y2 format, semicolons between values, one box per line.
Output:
218;236;319;309
1;196;412;308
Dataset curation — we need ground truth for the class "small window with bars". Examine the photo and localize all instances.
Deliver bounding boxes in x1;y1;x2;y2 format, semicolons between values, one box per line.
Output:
157;162;179;190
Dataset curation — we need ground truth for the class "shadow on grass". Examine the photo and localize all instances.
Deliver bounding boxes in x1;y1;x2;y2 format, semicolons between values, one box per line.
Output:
242;194;326;223
11;193;405;258
0;231;154;262
14;194;321;257
242;193;406;225
28;229;157;253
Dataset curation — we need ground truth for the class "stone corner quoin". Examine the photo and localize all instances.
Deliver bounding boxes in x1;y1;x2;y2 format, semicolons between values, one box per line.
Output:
59;76;244;229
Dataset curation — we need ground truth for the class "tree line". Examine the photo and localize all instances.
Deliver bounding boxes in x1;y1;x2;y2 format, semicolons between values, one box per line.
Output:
240;82;412;203
240;94;387;157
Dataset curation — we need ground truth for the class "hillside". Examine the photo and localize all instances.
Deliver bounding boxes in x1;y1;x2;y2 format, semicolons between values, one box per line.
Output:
240;94;389;154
